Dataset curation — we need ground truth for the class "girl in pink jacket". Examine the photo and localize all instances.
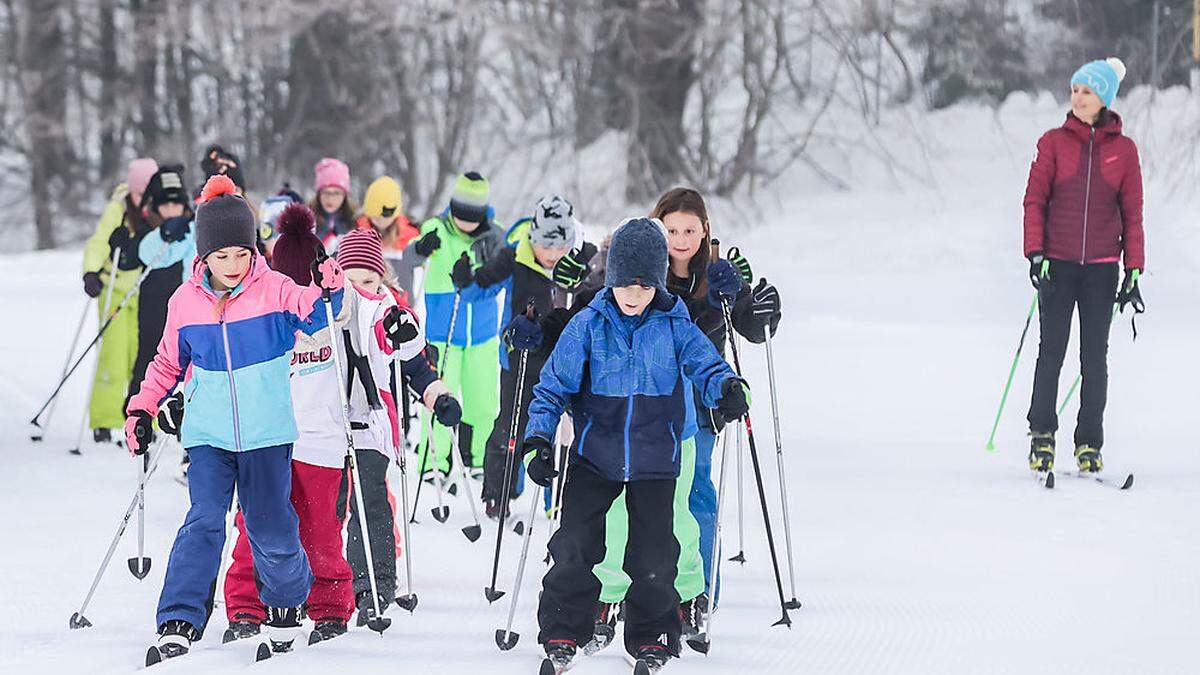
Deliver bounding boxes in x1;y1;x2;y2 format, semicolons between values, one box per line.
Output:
124;175;345;663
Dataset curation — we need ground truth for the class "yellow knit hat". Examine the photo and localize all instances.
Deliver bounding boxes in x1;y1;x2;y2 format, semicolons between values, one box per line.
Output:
363;176;403;218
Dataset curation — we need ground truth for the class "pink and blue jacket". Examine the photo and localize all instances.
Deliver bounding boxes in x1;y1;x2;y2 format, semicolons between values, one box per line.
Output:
127;255;343;452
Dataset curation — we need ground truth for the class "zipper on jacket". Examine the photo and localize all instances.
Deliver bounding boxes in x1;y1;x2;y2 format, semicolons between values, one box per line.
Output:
1081;127;1095;263
623;394;634;482
219;308;243;452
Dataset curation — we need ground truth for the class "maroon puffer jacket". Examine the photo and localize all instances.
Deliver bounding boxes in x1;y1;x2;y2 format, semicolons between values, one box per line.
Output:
1022;112;1145;270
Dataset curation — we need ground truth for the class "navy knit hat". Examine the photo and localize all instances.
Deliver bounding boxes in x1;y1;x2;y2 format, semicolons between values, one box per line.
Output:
604;217;668;290
195;175;258;261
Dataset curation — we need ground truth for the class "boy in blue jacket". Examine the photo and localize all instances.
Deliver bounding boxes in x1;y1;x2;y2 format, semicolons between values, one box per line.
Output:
522;217;750;673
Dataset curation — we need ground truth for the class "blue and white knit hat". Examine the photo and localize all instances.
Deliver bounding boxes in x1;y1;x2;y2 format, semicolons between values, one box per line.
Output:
1070;57;1127;108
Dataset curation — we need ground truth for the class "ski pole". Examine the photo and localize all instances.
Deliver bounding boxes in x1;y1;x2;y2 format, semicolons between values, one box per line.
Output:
543;428;570;567
68;253;121;454
127;449;152;579
411;279;462;518
426;414;450;523
388;361;418;612
494;481;543;650
720;297;793;627
452;425;483;541
69;435;166;629
692;425;732;653
31;298;93;442
763;327;801;610
728;419;747;564
316;249;391;635
32;248;162;431
1056;304;1120;416
986;290;1039;451
485;304;535;603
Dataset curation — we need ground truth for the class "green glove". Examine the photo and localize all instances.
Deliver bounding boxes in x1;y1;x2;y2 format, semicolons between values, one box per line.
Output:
728;247;753;285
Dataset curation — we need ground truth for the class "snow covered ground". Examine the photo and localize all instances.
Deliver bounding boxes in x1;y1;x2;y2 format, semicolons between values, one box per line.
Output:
1;92;1198;674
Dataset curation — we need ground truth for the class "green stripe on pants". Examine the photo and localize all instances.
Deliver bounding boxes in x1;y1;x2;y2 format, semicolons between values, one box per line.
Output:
594;435;704;604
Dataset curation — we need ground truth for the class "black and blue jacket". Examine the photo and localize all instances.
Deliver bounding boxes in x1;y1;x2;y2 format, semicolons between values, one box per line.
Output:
524;287;737;482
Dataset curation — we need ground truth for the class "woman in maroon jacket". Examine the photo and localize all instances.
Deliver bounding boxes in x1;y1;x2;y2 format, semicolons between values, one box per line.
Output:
1022;57;1145;475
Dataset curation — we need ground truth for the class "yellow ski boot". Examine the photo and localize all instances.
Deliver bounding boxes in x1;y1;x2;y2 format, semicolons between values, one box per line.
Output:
1028;432;1055;472
1074;445;1104;473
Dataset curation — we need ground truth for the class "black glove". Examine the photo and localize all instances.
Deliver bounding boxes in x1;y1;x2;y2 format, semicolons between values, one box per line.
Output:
1116;268;1144;313
1028;253;1049;290
716;378;750;421
551;242;598;290
450;253;474;289
728;247;753;285
750;278;781;338
107;227;142;271
124;411;155;456
382;306;420;350
160;216;191;243
424;342;440;367
706;260;742;308
504;313;543;351
83;272;103;298
157;392;184;438
524;436;558;487
413;230;441;257
433;393;462;427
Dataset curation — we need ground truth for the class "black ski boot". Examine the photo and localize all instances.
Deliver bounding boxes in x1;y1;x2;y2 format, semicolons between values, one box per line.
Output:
355;591;389;627
679;593;708;641
484;498;510;521
257;606;303;660
631;642;674;674
221;615;261;643
539;639;577;675
1028;432;1055;472
582;601;620;655
308;619;348;645
146;620;199;666
93;428;112;444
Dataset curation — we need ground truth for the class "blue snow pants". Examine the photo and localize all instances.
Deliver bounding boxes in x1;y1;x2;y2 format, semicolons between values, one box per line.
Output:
156;444;312;632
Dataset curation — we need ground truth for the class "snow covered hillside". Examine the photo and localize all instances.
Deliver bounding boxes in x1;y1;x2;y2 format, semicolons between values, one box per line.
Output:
1;93;1197;674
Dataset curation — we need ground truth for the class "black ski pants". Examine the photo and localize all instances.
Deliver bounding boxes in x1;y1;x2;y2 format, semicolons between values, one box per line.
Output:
537;463;681;657
338;448;396;607
1027;260;1119;449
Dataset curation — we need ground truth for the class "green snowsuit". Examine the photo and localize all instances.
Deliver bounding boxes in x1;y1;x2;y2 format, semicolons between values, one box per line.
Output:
595;435;705;604
82;186;141;430
415;214;506;472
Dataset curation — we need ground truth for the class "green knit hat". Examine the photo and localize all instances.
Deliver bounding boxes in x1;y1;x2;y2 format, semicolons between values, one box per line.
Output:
450;171;490;224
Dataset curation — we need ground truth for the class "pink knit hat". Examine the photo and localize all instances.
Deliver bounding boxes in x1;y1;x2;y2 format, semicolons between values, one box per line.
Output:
314;157;350;194
336;228;387;278
127;158;159;195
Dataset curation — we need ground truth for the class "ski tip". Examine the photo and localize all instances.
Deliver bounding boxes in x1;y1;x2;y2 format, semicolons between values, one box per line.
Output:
145;646;162;667
255;642;272;662
538;657;557;675
68;447;83;456
1120;473;1134;490
463;524;482;542
633;661;652;675
1045;471;1055;489
512;520;525;536
494;628;519;651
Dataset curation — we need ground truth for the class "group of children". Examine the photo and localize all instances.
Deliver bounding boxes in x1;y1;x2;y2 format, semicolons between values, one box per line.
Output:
90;148;782;671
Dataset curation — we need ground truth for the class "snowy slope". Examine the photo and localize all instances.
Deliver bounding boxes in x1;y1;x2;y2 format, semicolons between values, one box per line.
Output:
1;93;1198;674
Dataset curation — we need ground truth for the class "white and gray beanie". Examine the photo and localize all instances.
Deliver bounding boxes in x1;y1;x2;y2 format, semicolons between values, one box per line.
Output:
529;195;577;249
